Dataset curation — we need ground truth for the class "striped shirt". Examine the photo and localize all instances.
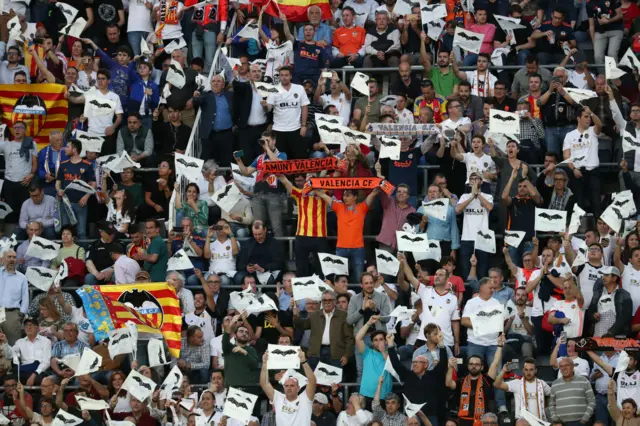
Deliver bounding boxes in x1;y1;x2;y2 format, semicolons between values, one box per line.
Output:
549;374;596;423
518;94;542;119
291;187;328;238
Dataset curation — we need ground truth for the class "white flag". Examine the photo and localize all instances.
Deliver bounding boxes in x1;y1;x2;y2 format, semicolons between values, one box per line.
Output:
387;306;416;322
0;307;5;324
534;208;567;233
413;240;442;262
167;249;195;271
53;409;83;426
350;72;370;96
422;198;449;221
148;339;168;367
0;202;12;220
107;327;135;359
426;19;445;41
503;230;525;249
564;88;597;104
164;37;187;54
619;47;640;74
379;137;401;160
245;294;278;314
318;252;349;276
420;2;447;23
74;348;102;376
84;92;116;118
122;369;157;402
403;394;426;419
25;236;60;261
64;179;96;194
314;362;343;386
453;27;484;54
489;108;520;134
75;395;110;411
167;59;186;89
292;276;323;301
396;231;429;252
494;14;525;31
60;17;86;38
57;2;79;23
471;305;504;336
140;38;152;57
279;368;308;388
606;56;627;80
616;350;631;373
175;153;204;183
600;203;625;233
267;344;300;370
375;249;400;276
25;266;58;292
230;288;257;312
223;387;258;425
567;204;586;235
159;365;183;400
254;81;282;99
236;20;260;41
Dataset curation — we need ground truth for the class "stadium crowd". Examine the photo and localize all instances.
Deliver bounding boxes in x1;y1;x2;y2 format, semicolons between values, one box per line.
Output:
2;0;640;425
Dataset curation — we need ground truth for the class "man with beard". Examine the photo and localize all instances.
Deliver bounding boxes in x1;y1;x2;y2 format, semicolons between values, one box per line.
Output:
421;46;459;101
457;81;484;122
446;335;504;426
588;349;640;409
512;56;552;100
185;271;216;344
0;46;29;84
495;358;551;421
504;286;535;357
452;52;497;98
223;313;259;388
354;79;383;122
261;349;317;426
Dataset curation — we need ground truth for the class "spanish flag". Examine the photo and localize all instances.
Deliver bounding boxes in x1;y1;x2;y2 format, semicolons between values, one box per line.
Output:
77;283;182;358
0;84;68;150
257;0;331;23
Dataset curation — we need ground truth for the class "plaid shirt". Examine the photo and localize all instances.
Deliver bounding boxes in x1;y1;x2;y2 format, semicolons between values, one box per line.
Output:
519;117;545;148
51;339;89;359
372;399;407;426
178;337;211;370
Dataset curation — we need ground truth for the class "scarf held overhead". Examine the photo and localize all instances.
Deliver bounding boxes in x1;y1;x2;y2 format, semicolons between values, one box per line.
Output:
302;177;395;195
260;157;337;176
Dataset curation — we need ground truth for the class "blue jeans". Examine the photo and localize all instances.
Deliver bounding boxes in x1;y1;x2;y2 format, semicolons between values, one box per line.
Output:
516;49;532;66
127;31;149;57
545;125;573;157
355;334;371;383
460;240;489;280
466;342;506;409
595;392;612;424
308;346;343;371
229;223;249;238
61;202;88;241
463;53;478;66
335;247;365;284
192;31;217;73
507;240;534;268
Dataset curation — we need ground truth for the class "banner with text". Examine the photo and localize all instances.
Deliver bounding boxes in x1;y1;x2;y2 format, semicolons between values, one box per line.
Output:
366;123;440;136
302;177;395;195
262;157;337;175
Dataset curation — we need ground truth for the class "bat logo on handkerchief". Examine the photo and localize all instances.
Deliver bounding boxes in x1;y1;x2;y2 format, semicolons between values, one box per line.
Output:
426;200;446;207
538;212;564;220
173;252;184;259
132;376;152;389
112;334;130;345
158;348;165;364
0;204;9;211
612;207;625;219
227;397;249;409
477;309;502;317
615;199;630;207
429;21;443;28
31;268;53;278
377;253;394;262
246;23;259;30
89;358;99;370
319;125;343;133
343;131;368;140
33;241;57;251
458;32;481;41
99;155;118;164
217;185;232;201
256;85;279;93
571;156;585;162
400;235;425;243
272;349;297;356
318;367;339;376
59;7;74;16
296;280;315;286
625;54;640;74
318;117;341;124
477;231;493;239
429;243;439;249
70;181;94;191
89;100;113;109
381;140;398;147
78;134;103;141
504;232;521;238
492;114;516;122
322;257;345;264
168;64;185;76
55;414;77;424
177;158;200;168
624;137;640;147
421;4;440;11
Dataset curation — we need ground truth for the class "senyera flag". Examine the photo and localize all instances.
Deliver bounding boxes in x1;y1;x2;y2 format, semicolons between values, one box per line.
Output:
0;83;68;150
77;283;182;357
256;0;331;22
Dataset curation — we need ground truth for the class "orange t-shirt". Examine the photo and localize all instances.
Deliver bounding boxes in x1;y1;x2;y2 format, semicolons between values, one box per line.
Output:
333;26;366;56
331;201;369;249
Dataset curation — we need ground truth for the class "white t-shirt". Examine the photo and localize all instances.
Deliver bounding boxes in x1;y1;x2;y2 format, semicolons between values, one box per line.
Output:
567;70;596;90
400;318;421;345
562;127;600;171
622;264;640;315
458;192;493;241
208;238;239;276
396;108;414;124
71;306;94;344
127;0;153;32
0;140;37;182
77;70;97;91
185;310;215;344
416;285;460;346
462;296;502;346
30;413;53;426
551;299;583;338
442;117;471;133
464;70;498;97
154;0;184;40
87;89;123;136
507;303;532;337
107;199;132;233
462;152;495;184
273;390;313;426
267;84;310;132
210;334;230;368
556;356;590;378
320;93;351;125
265;40;294;84
617;370;640;408
506;378;551;419
576;263;604;309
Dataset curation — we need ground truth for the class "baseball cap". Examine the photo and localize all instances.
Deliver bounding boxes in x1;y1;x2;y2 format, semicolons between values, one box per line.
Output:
98;221;116;235
602;266;621;277
314;393;329;405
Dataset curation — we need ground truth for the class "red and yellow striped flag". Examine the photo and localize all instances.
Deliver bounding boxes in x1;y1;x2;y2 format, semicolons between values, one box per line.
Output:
257;0;331;22
77;283;183;358
0;83;68;150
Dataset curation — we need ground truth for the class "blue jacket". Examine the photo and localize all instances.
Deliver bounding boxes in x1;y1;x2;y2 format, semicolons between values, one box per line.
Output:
128;74;160;116
193;91;234;139
96;49;138;112
37;144;69;182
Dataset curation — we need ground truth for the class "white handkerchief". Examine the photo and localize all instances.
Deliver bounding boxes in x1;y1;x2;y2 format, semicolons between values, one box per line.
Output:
491;47;510;67
403;394;426;419
26;266;58;292
230;288;257;312
375;249;400;276
503;230;525;248
122;369;157;402
384;354;401;381
267;344;301;370
606;56;627;80
379;136;401;160
319;252;349;276
167;249;195;271
495;14;525;31
148;339;168;367
175;153;204;183
25;236;60;261
74;347;102;376
159;365;183;400
212;183;244;213
0;201;12;220
471;305;505;336
279;368;308;388
342;127;371;146
317;121;346;146
623;129;640;153
65;179;96;194
616;350;631;373
619;47;640;74
76;130;105;155
520;406;551;426
350;72;370;96
107;327;135;359
475;229;496;254
167;60;186;89
164;37;186;54
380;95;398;108
396;231;429;252
422;198;448;221
245;294;278;314
140;37;152;57
61;17;86;38
567;204;586;235
7;16;20;40
236;20;260;41
255;81;282;99
426;19;445;41
57;2;79;23
534;208;567;233
388;306;416;322
600;203;625;233
159;83;171;105
489;109;520;134
223;387;258;425
110;152;141;173
314;362;343;386
572;240;588;268
420;2;447;23
453;27;484;54
52;409;83;426
564;88;597;104
76;395;110;411
292;276;323;301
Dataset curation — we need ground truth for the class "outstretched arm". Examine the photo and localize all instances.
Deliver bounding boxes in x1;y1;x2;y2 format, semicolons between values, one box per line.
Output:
260;352;276;401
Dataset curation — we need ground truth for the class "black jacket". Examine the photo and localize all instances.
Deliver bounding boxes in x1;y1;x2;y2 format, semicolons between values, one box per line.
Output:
236;234;284;274
232;79;262;128
193;90;234;138
585;277;633;337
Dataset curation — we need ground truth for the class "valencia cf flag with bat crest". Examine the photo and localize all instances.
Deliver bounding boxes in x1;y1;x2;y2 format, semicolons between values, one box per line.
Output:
77;283;182;357
255;0;332;22
0;84;68;149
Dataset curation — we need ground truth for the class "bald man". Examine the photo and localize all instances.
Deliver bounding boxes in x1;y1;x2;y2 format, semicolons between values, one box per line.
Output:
0;249;29;345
